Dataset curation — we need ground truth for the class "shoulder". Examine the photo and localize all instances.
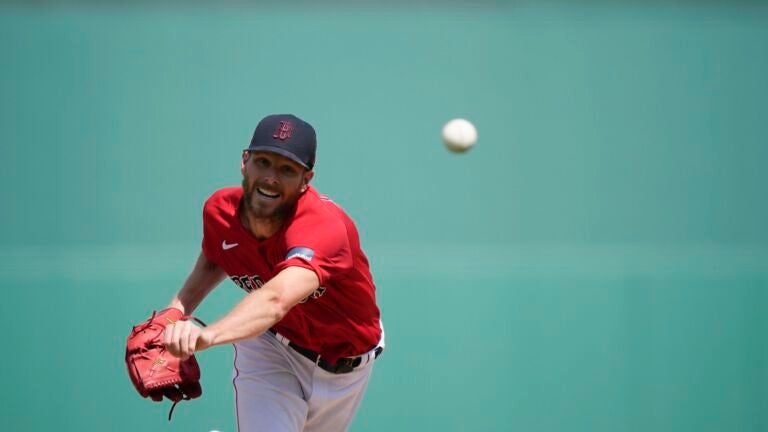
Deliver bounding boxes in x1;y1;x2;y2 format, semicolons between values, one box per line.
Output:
293;186;347;227
204;187;242;212
203;186;242;223
284;186;353;244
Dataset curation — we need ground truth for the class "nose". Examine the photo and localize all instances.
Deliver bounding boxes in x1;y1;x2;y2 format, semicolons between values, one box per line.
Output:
260;167;280;185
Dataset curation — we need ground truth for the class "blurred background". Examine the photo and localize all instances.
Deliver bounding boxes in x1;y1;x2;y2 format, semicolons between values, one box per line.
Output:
1;1;767;431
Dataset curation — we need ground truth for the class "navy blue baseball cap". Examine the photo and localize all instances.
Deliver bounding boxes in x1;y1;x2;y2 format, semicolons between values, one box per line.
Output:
245;114;317;170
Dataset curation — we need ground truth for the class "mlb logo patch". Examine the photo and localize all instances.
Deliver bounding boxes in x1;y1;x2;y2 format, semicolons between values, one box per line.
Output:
286;247;315;262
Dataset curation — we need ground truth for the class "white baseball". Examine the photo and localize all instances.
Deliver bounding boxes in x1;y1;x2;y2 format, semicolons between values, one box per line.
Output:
441;118;477;153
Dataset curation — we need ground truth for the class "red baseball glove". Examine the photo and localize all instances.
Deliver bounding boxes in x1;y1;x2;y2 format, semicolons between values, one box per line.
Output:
125;308;203;419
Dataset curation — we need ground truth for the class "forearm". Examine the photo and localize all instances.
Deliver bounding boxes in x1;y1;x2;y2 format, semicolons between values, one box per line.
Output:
203;287;284;347
168;252;227;314
202;266;319;348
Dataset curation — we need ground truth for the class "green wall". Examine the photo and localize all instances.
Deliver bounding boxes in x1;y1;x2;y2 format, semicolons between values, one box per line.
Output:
1;3;766;431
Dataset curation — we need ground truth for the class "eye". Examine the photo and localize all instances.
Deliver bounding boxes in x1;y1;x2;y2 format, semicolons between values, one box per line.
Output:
280;165;298;176
254;157;270;168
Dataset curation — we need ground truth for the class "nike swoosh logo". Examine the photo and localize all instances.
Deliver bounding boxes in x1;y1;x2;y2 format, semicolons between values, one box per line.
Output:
222;240;239;250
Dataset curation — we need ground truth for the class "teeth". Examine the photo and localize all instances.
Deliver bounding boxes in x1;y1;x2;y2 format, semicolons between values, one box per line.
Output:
257;187;279;198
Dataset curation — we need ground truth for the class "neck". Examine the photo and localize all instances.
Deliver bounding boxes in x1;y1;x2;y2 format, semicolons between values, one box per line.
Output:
238;204;285;240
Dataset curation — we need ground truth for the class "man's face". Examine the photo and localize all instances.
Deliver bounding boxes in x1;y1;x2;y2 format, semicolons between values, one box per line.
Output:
241;151;313;220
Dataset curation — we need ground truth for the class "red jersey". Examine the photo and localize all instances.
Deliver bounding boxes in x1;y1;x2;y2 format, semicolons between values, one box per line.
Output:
201;186;382;363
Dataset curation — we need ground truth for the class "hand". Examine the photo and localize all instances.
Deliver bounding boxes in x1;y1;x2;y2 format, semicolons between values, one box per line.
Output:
163;319;214;360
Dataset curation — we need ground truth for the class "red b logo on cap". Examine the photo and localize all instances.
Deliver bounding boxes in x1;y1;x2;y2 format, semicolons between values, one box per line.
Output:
273;121;294;141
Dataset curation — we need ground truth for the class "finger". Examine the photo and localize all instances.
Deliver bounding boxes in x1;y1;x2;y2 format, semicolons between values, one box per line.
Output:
163;322;177;356
185;326;198;358
178;323;189;360
163;325;172;349
169;321;184;357
163;386;183;402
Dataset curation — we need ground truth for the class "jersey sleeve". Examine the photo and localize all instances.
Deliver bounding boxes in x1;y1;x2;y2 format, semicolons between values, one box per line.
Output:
274;215;353;286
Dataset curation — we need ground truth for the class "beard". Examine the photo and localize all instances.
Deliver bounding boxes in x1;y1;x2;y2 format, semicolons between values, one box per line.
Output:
241;175;299;222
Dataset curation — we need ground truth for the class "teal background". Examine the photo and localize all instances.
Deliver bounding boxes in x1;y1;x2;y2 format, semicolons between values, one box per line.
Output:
1;2;767;431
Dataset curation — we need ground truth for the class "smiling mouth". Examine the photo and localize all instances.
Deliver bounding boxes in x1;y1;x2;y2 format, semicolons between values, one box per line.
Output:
257;187;280;199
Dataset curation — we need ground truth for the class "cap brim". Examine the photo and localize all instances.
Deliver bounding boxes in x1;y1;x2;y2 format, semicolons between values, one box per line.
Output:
244;146;312;170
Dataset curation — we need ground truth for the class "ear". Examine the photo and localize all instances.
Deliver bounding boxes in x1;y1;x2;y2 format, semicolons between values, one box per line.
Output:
241;151;249;176
301;170;314;192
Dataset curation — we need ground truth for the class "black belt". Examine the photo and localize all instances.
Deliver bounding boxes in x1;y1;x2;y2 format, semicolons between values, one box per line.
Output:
268;329;383;374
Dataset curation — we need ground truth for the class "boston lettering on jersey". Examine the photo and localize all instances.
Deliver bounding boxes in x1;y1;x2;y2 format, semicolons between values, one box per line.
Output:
230;274;326;303
230;274;265;292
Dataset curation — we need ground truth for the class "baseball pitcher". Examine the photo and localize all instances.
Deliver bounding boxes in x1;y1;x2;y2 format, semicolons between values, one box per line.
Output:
126;114;385;431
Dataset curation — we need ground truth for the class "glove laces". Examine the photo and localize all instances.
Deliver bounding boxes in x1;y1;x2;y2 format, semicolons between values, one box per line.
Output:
168;395;192;421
